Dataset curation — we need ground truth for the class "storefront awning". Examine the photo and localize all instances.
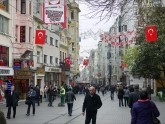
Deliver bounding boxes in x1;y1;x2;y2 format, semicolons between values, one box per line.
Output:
21;50;32;58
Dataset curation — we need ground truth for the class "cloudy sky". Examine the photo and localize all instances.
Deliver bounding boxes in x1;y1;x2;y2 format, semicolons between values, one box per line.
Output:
79;2;116;57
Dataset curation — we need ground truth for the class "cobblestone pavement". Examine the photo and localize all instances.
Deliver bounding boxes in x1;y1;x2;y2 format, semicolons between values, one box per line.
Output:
0;92;165;124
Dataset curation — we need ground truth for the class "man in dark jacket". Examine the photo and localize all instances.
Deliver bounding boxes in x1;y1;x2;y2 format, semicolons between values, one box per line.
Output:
26;86;36;116
65;88;76;116
6;85;19;119
128;84;140;110
82;86;102;124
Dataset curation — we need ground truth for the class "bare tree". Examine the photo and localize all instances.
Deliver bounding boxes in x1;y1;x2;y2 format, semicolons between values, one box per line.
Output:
79;0;137;22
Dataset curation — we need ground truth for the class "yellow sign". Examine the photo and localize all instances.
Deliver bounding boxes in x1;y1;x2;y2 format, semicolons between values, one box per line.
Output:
36;67;45;75
0;3;6;10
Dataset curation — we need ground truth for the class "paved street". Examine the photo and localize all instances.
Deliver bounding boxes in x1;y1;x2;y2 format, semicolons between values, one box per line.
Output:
0;92;165;124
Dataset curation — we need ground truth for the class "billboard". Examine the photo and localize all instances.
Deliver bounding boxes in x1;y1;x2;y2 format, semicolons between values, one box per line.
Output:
43;0;66;28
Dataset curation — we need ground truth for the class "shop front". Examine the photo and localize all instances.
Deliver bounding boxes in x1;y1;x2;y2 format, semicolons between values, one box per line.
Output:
36;67;45;89
44;66;61;86
14;69;33;99
0;67;14;102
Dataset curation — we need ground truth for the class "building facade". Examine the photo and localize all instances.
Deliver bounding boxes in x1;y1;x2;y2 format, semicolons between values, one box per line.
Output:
0;0;14;101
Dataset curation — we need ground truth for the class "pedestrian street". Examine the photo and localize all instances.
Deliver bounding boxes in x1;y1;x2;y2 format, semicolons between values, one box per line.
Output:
1;92;165;124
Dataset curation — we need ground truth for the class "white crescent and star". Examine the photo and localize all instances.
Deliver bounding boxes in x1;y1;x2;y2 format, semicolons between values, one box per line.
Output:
148;28;154;36
38;32;43;39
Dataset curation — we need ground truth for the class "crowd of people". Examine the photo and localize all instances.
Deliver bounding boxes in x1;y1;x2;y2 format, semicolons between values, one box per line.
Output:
0;82;161;124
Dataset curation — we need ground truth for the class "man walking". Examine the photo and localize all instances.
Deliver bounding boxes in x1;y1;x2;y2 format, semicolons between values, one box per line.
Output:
82;86;102;124
65;88;76;116
6;85;19;119
26;86;36;116
128;84;140;110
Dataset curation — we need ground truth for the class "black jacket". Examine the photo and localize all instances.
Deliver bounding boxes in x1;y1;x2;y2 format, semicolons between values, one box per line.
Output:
128;90;140;108
6;90;19;107
82;93;102;112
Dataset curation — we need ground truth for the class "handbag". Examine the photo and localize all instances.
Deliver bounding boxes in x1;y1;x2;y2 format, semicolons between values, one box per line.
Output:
25;97;31;105
150;102;160;124
152;112;160;124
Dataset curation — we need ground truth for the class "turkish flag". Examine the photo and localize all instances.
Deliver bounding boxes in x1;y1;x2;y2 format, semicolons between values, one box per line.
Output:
35;30;46;44
145;25;157;42
83;59;89;66
64;57;72;67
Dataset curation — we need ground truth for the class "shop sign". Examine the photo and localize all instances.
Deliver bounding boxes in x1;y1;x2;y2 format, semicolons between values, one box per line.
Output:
13;59;21;70
36;67;45;75
14;70;32;79
0;3;6;10
0;67;14;76
45;67;61;73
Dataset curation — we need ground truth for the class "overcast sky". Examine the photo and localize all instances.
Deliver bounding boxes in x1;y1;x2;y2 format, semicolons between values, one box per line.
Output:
79;2;116;57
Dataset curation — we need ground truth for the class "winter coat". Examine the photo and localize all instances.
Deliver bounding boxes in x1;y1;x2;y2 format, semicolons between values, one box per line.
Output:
117;88;124;99
27;89;36;104
65;91;76;103
128;90;140;108
6;90;19;107
82;93;102;113
131;100;160;124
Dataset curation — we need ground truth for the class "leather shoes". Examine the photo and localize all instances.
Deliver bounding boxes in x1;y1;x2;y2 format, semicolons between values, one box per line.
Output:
6;116;10;119
26;114;30;116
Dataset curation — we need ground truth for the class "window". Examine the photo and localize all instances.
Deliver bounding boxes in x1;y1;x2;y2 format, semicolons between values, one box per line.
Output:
63;52;64;60
20;26;26;43
16;0;18;12
29;1;31;15
71;11;74;19
21;0;26;14
55;39;58;47
15;25;18;42
123;25;127;31
60;51;62;62
50;56;53;64
0;45;9;66
72;43;75;51
55;58;58;64
44;55;47;64
1;0;9;12
36;0;41;14
0;15;9;34
37;51;40;63
29;27;31;43
50;37;53;45
45;35;47;43
118;26;122;32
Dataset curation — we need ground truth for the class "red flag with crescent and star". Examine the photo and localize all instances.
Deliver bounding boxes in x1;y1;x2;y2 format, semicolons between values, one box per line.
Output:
64;56;72;67
83;59;89;66
35;30;46;44
145;25;157;42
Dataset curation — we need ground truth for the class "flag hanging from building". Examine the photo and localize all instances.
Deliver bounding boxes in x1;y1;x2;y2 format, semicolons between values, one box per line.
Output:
43;0;66;28
83;59;89;66
64;56;72;67
35;30;46;44
145;25;158;42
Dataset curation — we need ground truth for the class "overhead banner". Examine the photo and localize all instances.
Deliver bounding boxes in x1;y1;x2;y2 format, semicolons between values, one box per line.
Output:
43;0;66;28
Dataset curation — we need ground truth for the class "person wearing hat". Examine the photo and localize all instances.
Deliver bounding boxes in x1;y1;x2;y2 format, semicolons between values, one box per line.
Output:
128;84;140;111
26;86;36;116
65;87;76;116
